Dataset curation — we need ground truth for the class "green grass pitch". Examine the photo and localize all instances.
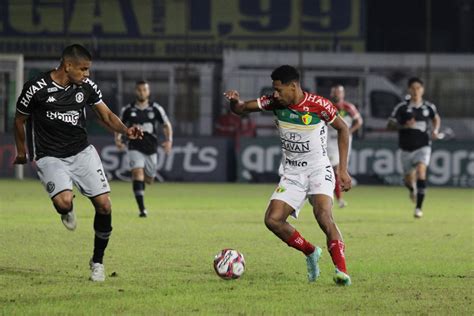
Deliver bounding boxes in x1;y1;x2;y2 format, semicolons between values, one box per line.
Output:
0;179;472;315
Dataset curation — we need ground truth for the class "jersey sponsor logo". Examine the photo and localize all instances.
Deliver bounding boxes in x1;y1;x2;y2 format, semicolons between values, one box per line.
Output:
315;97;337;116
47;87;58;93
324;165;333;182
19;78;47;108
46;96;57;103
137;122;154;134
75;92;84;103
46;110;80;125
281;138;310;153
283;132;301;141
302;113;312;125
83;78;103;99
320;111;330;121
285;158;308;167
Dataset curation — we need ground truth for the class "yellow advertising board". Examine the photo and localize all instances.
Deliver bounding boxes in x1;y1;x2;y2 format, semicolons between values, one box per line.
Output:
0;0;365;59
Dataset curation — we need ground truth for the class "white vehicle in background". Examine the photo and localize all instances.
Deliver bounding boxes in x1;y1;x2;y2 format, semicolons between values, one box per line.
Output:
223;50;474;139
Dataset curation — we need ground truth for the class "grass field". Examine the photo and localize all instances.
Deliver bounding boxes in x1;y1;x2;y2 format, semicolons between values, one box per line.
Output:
0;179;472;315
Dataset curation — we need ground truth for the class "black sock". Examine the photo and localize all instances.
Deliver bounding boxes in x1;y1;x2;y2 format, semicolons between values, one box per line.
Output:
92;213;112;264
416;179;427;209
133;180;146;212
404;182;414;193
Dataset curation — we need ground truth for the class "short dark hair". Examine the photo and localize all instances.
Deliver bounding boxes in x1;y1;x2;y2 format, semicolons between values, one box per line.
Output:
136;80;148;86
271;65;300;84
61;44;92;63
408;77;424;87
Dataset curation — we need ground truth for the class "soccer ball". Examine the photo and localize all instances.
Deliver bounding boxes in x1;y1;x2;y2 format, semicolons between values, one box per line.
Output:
213;249;245;280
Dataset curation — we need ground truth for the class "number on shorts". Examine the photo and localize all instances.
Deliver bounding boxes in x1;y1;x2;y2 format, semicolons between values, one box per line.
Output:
97;169;106;182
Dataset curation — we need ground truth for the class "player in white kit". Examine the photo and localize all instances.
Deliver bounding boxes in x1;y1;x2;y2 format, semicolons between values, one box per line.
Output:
224;65;352;286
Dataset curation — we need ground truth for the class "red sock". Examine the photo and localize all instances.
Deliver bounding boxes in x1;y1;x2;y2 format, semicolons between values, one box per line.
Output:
334;174;342;200
286;230;315;256
328;240;347;273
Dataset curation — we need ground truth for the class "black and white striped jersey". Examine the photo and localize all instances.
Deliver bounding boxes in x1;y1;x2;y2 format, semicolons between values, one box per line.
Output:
16;71;103;160
120;102;170;155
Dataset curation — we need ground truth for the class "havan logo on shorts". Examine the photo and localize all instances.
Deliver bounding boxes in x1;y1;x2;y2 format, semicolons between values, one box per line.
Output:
46;110;80;125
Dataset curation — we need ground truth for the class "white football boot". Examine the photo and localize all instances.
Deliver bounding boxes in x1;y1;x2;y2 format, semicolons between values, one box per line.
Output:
60;210;77;231
89;260;106;282
414;208;423;218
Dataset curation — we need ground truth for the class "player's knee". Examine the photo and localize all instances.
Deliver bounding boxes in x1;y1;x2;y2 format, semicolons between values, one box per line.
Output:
95;201;112;215
264;214;281;231
53;198;73;215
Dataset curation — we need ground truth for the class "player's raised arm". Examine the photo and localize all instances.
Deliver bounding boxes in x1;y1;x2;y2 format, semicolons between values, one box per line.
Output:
330;116;352;192
93;102;144;140
223;90;261;115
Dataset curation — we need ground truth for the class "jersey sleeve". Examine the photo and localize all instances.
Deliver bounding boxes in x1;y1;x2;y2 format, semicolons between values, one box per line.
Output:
83;78;103;106
389;102;404;123
427;103;438;118
120;106;130;126
316;97;338;124
256;95;277;111
155;104;170;125
16;80;36;115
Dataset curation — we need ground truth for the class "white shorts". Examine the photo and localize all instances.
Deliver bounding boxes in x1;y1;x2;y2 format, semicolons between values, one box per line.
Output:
270;166;335;218
400;146;431;175
128;150;158;177
36;145;110;198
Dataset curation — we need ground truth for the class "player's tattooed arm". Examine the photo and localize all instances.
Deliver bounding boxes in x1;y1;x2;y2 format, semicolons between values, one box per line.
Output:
93;102;143;140
13;112;29;164
223;90;260;115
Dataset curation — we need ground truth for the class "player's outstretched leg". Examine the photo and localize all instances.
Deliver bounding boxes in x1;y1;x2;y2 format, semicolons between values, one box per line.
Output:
264;200;321;282
133;180;147;217
414;179;426;218
404;172;416;203
53;192;77;231
90;195;113;282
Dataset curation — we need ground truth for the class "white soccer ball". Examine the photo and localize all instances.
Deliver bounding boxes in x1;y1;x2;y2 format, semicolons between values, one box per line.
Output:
213;249;245;280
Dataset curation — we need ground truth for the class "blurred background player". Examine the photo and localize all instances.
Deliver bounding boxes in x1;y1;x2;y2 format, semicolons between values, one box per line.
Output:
224;65;352;286
387;77;441;218
327;84;363;208
115;80;173;218
13;44;143;281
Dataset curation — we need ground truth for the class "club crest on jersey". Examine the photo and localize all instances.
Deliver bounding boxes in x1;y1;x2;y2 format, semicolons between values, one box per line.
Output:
75;92;84;103
302;113;312;125
148;111;155;119
46;181;55;193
